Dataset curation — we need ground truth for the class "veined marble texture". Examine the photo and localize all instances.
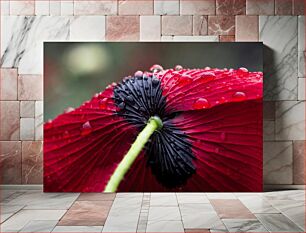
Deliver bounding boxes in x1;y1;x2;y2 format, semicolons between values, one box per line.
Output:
298;16;305;78
260;16;298;100
1;16;70;74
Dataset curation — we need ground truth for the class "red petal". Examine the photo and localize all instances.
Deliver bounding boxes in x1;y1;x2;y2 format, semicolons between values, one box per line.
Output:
155;68;263;114
44;86;139;192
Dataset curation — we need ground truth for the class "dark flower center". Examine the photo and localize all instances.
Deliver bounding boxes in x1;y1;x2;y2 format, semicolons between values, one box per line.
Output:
113;74;196;188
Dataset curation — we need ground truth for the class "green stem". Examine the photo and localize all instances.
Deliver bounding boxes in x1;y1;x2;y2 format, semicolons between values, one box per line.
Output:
104;116;163;192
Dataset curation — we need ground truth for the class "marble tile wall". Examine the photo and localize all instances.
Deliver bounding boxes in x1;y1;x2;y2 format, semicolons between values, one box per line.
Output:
0;0;305;185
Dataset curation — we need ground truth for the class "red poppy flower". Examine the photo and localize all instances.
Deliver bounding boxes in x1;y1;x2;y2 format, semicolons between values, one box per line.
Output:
44;65;263;192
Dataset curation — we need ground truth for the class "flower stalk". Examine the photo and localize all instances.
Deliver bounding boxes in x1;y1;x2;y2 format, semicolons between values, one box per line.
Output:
104;116;163;192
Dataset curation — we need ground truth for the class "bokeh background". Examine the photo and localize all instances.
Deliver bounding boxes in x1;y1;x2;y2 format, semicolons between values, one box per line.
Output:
44;42;262;120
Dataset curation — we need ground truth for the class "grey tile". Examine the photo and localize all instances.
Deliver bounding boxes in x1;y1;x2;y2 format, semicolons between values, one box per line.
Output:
146;220;184;232
148;206;181;221
238;196;279;214
0;204;24;223
298;16;305;78
260;16;298;100
20;220;58;232
206;193;236;199
176;193;209;204
223;219;268;232
150;193;177;206
256;214;303;232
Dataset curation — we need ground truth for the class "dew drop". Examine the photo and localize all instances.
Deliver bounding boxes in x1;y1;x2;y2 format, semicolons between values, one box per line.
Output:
178;75;192;86
214;147;220;154
99;98;108;109
150;64;163;73
204;67;211;70
237;67;248;74
175;65;183;71
219;97;226;103
64;107;74;113
134;70;143;78
63;130;69;139
200;72;216;83
232;91;246;101
81;121;92;136
193;98;210;110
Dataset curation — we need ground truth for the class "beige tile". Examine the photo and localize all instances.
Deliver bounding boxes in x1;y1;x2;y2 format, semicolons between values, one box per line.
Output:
119;0;153;15
264;141;293;184
74;1;117;15
216;0;246;15
208;16;235;36
20;101;35;118
246;0;274;15
77;193;116;201
210;199;256;219
293;0;305;15
0;141;22;184
236;15;258;41
10;0;34;15
20;118;35;140
162;16;192;36
146;220;184;232
106;16;140;41
0;101;20;140
35;0;50;15
140;16;160;41
275;0;293;15
35;101;43;140
180;0;215;15
0;69;18;100
193;16;208;35
220;35;235;42
22;141;43;184
18;75;43;100
59;201;113;226
293;140;305;184
263;101;275;120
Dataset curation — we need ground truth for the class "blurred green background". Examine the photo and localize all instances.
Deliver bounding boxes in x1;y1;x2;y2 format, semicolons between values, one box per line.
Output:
44;42;263;120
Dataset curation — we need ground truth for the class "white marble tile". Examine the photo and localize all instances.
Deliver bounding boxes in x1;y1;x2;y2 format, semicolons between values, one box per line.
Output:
298;78;305;100
148;206;181;221
1;0;10;15
170;35;219;41
256;214;303;232
20;220;58;232
35;1;50;15
35;101;43;140
20;101;35;118
263;120;275;141
154;0;179;15
150;193;177;206
1;209;66;232
176;193;210;204
20;118;35;140
268;200;305;230
223;219;268;232
1;16;70;74
206;193;236;199
263;141;293;184
275;101;305;140
298;16;305;78
140;16;161;41
161;35;174;41
70;16;106;41
52;226;104;232
103;195;142;232
146;220;184;232
49;1;61;15
74;1;117;15
262;190;305;201
260;16;298;100
238;196;279;214
0;204;24;223
10;0;35;15
61;1;74;15
6;191;79;210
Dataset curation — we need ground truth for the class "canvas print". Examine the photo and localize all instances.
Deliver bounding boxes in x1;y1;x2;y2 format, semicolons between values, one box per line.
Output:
44;42;263;192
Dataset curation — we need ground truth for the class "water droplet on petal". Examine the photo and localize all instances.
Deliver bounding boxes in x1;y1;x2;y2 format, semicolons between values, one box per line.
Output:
204;67;211;70
237;67;248;74
150;64;163;73
134;70;143;78
64;107;74;113
175;65;183;71
178;75;192;86
232;91;246;101
219;97;226;103
193;98;210;110
215;147;220;154
99;98;108;109
200;72;216;83
81;121;92;136
63;130;69;139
